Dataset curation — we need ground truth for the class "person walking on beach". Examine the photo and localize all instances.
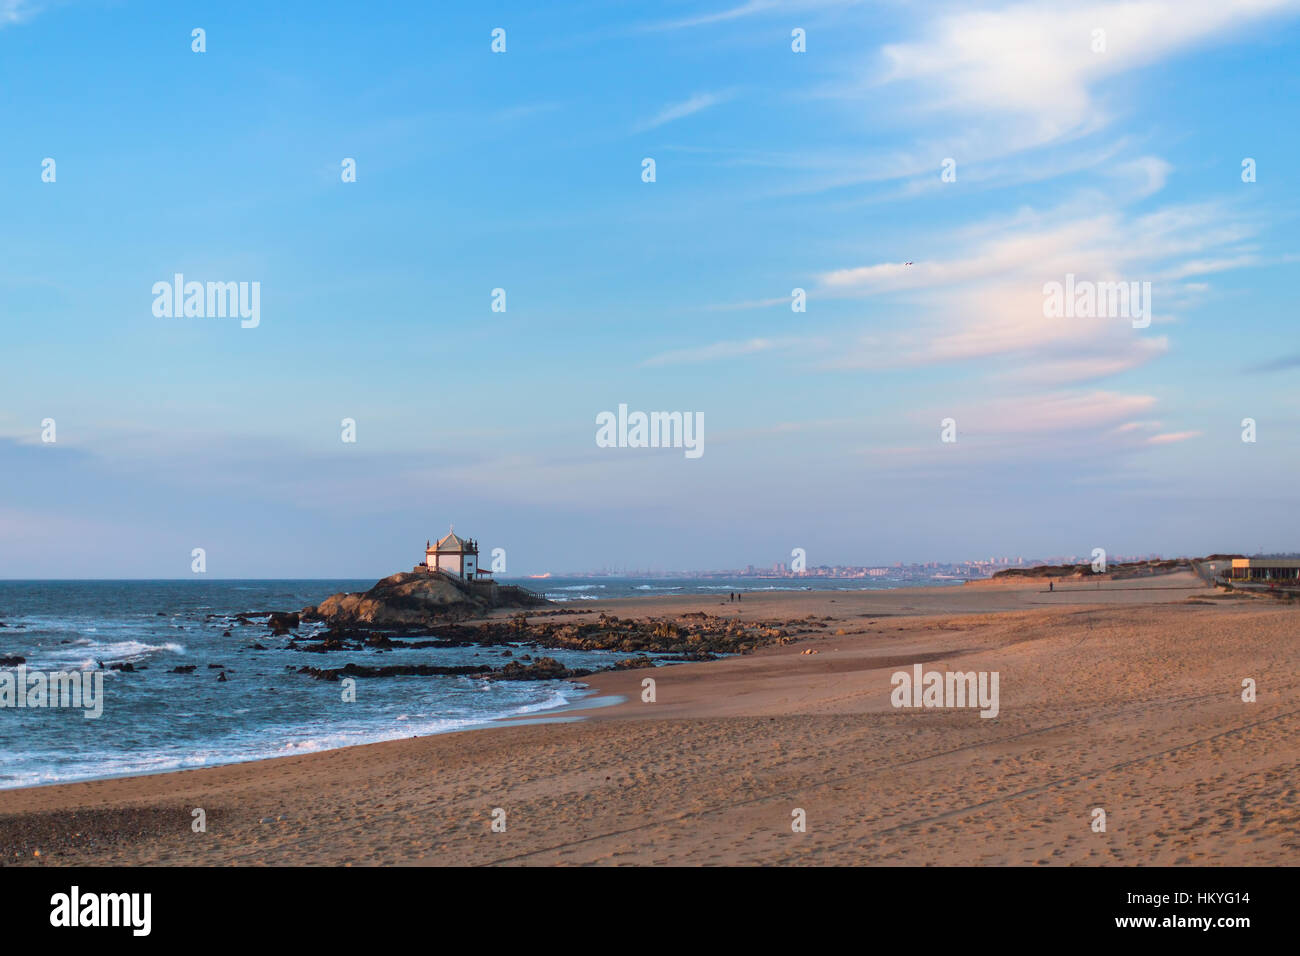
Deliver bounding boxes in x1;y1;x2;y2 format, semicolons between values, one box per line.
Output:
1049;581;1054;592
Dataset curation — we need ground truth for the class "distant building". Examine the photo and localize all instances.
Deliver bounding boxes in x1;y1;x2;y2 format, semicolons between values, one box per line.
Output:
1229;558;1300;582
424;528;483;580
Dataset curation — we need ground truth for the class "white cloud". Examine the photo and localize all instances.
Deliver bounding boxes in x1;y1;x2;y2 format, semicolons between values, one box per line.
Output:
818;199;1258;382
634;91;733;131
963;389;1158;434
1147;430;1202;445
702;295;794;312
1000;343;1169;385
638;1;780;32
1;0;38;25
878;0;1300;142
641;337;799;366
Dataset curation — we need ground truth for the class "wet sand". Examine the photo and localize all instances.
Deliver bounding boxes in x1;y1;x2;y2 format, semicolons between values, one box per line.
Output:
3;572;1296;866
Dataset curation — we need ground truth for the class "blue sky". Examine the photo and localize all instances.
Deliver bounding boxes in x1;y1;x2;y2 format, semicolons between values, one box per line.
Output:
1;0;1298;577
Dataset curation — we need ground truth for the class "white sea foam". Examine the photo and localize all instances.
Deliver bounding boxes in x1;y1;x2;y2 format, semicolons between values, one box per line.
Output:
79;639;185;659
0;670;591;790
27;639;185;672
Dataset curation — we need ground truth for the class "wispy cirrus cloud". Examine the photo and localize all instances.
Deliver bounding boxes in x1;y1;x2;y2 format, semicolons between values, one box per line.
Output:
748;0;1300;203
963;390;1158;434
870;390;1176;470
1147;430;1202;445
1;0;39;25
876;0;1300;142
817;197;1264;383
701;294;793;312
641;336;803;367
634;90;734;132
636;0;780;33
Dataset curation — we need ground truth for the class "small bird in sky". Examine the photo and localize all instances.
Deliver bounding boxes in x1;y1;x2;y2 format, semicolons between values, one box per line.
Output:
904;261;913;266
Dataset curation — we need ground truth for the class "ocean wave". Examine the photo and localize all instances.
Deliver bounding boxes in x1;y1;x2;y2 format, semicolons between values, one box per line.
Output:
76;639;185;658
28;639;187;670
0;675;590;790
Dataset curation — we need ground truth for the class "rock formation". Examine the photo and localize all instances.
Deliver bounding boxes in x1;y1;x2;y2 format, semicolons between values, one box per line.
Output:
302;571;549;627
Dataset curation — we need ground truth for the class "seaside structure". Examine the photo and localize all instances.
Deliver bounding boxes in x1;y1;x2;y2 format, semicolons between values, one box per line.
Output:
1228;558;1300;583
422;529;486;580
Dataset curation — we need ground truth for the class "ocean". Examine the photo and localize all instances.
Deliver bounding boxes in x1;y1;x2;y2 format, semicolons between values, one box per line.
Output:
532;574;961;600
0;576;958;789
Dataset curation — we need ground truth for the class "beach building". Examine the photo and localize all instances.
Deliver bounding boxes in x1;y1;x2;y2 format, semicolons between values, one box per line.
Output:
423;529;486;580
1228;558;1300;582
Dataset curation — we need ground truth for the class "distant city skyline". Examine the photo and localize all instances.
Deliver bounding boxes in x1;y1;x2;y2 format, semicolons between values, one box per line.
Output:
2;1;1298;578
554;551;1183;578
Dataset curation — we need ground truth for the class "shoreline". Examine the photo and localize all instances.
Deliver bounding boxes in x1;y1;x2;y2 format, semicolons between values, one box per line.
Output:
0;574;1228;793
0;686;608;797
4;572;1296;866
0;577;1172;793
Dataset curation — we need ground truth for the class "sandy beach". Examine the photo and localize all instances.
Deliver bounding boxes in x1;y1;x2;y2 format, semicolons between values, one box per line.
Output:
3;571;1296;866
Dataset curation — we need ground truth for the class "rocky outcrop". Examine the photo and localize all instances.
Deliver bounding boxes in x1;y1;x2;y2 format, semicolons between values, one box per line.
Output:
289;611;812;658
268;612;300;634
494;657;591;681
297;662;494;681
493;611;802;657
295;657;592;682
301;571;549;627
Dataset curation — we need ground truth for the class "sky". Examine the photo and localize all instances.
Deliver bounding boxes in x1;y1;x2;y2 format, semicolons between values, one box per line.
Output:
1;0;1298;578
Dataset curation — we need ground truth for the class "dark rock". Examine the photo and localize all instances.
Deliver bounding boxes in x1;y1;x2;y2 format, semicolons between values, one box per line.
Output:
0;655;26;666
613;655;655;670
169;665;197;674
491;657;591;681
108;662;135;672
302;571;549;627
297;662;493;681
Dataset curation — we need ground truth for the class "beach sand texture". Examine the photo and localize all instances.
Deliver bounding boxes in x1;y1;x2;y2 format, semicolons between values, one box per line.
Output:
2;572;1296;866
